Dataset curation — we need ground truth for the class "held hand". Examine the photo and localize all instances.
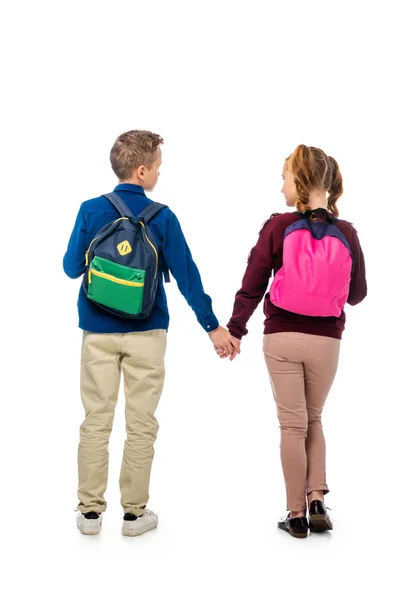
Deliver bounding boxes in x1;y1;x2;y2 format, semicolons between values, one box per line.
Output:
212;335;241;361
208;326;240;359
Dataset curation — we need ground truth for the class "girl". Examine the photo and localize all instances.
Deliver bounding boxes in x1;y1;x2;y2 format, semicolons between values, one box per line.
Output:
219;145;367;538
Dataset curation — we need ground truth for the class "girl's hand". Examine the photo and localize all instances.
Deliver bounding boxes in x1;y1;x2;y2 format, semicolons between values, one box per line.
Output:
209;326;240;358
214;336;241;361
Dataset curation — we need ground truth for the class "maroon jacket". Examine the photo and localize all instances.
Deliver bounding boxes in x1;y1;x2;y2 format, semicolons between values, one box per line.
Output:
227;210;367;340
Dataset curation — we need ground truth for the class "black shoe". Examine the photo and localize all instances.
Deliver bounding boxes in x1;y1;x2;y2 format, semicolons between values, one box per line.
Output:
83;511;100;519
278;514;309;538
308;500;333;532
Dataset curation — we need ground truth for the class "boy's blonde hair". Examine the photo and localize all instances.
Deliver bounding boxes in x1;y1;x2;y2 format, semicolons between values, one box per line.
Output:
110;130;164;181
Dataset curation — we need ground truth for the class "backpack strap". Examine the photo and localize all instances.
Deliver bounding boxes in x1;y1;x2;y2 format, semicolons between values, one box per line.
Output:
137;202;168;223
103;193;135;219
301;209;337;224
138;202;171;283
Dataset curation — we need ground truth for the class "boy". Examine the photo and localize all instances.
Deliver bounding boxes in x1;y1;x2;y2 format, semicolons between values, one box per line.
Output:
63;130;238;536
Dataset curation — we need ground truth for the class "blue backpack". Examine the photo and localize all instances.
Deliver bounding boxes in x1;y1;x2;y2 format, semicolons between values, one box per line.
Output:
82;192;169;319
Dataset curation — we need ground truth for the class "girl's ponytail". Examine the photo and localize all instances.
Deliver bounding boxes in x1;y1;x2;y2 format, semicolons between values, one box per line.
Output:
327;156;343;218
290;144;314;214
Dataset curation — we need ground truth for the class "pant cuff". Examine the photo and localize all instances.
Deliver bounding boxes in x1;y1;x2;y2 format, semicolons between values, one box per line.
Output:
287;504;307;512
307;486;329;495
75;504;107;514
122;505;146;517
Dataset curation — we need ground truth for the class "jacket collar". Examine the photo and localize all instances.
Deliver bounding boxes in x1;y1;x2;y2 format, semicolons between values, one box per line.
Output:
113;183;146;196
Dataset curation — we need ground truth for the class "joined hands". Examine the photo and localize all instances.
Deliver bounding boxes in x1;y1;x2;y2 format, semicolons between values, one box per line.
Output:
208;326;241;361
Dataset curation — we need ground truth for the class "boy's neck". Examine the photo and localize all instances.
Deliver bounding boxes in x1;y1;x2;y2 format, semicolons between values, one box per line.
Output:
118;178;143;187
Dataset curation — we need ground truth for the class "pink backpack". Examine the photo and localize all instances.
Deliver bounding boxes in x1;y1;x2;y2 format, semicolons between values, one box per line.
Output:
270;212;353;317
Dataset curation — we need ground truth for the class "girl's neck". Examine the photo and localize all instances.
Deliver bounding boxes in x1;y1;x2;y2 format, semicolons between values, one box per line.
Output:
308;190;327;211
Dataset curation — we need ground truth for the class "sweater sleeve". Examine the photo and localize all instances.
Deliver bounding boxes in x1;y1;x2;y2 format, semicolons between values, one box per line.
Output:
162;211;219;333
63;206;87;279
347;225;367;306
227;219;274;339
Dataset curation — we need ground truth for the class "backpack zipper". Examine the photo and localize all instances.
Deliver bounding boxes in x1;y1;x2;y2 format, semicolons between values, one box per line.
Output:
85;236;100;266
89;268;145;287
112;217;129;224
140;222;158;279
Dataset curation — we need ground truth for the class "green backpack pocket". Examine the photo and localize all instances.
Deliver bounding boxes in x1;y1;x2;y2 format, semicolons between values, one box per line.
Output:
88;256;146;315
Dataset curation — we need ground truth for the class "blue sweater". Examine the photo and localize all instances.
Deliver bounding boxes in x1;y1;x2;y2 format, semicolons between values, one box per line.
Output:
63;184;219;334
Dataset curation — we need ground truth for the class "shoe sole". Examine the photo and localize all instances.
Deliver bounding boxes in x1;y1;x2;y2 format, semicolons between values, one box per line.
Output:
309;514;333;532
278;524;308;539
77;524;102;535
122;520;158;537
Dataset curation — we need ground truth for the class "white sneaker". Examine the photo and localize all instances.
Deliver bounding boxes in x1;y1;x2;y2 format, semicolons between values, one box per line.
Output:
122;509;158;537
76;511;102;535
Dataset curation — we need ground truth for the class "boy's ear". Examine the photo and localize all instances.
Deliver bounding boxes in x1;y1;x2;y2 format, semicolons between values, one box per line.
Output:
137;165;146;179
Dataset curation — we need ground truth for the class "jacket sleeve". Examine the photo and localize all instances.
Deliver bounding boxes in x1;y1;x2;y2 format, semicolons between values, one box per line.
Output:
63;206;87;279
162;211;219;333
347;225;367;306
227;219;274;339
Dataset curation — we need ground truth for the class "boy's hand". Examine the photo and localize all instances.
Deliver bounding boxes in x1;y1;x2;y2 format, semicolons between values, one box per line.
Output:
212;335;241;361
208;326;240;359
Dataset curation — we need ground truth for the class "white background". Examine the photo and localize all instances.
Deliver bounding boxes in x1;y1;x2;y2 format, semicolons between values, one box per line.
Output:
2;0;399;598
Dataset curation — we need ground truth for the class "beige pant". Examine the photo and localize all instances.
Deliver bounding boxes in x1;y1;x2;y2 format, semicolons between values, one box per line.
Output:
77;329;167;516
263;332;340;512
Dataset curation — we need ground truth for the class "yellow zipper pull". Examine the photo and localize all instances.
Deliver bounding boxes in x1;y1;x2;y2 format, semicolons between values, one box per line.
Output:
88;270;92;284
